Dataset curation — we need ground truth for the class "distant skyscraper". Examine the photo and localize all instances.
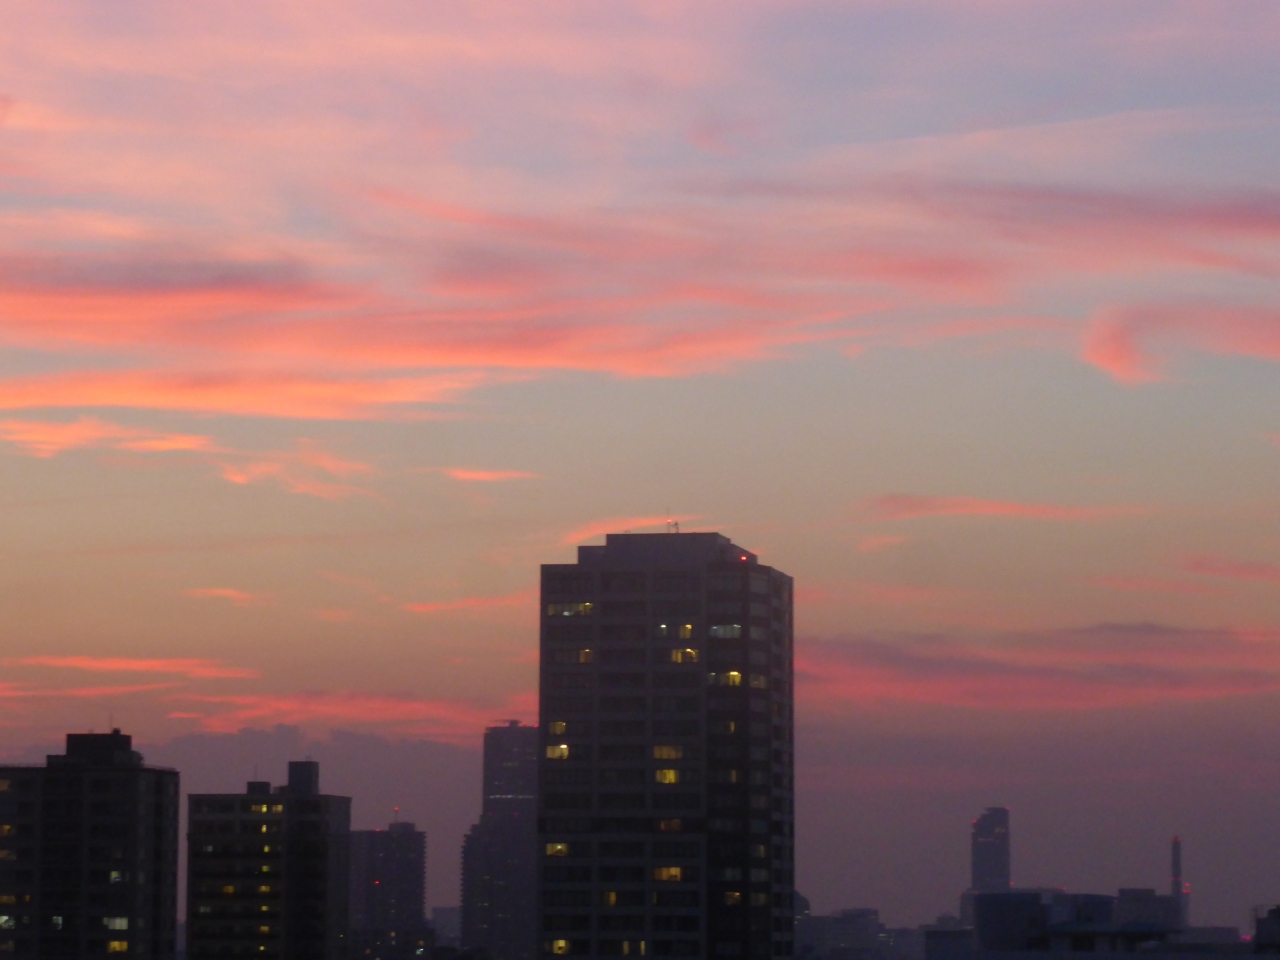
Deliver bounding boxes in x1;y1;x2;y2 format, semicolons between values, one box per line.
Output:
1171;837;1187;928
350;820;429;959
0;729;180;959
537;532;796;958
461;720;538;960
187;761;351;959
971;808;1011;893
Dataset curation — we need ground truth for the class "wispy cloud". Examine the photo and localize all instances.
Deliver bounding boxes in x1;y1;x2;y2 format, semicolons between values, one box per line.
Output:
9;655;259;680
560;515;700;546
183;588;271;608
1184;554;1280;583
863;494;1134;522
441;468;539;482
0;416;216;458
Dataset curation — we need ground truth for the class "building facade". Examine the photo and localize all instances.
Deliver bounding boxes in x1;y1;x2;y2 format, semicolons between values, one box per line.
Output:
461;721;538;960
971;808;1011;894
187;761;351;959
0;729;180;959
350;821;429;959
537;532;796;958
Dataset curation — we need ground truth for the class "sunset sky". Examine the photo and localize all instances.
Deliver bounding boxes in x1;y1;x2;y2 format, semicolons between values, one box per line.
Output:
3;0;1280;926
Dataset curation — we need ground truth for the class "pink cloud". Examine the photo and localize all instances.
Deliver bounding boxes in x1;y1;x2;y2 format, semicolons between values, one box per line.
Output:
214;439;375;499
442;468;539;482
402;588;535;616
561;514;700;546
0;416;216;457
9;655;259;679
177;689;535;745
864;493;1133;522
183;588;271;607
1184;554;1280;583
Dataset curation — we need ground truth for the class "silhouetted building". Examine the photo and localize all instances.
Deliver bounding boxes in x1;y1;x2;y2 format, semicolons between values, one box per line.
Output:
0;729;180;959
187;761;351;959
431;907;460;949
537;532;796;958
351;821;429;959
1171;837;1189;928
461;720;538;960
971;808;1011;893
797;908;886;960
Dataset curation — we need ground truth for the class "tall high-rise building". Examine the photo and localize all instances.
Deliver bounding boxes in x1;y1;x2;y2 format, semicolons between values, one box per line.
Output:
970;808;1011;894
187;761;351;959
461;721;538;960
536;532;796;959
350;821;429;959
0;729;181;959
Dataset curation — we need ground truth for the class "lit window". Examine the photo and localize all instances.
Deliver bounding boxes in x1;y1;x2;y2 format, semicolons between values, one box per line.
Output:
545;843;569;857
260;825;269;834
270;805;284;814
678;624;693;640
109;871;125;884
0;826;11;837
656;624;669;638
724;892;742;906
550;940;571;955
258;926;271;935
222;886;236;895
652;745;682;760
104;918;128;931
197;907;211;916
0;919;12;931
654;769;680;785
602;891;618;907
261;906;270;913
720;671;742;687
577;649;594;664
107;942;128;953
258;886;271;894
262;845;272;853
0;897;12;906
748;674;768;689
260;866;271;874
750;844;767;858
657;820;682;832
545;744;570;760
709;624;742;639
546;602;593;618
51;917;63;930
653;866;682;882
669;648;698;664
250;804;268;814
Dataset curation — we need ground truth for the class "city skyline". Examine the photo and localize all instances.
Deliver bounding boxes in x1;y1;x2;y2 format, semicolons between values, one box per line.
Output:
2;0;1280;937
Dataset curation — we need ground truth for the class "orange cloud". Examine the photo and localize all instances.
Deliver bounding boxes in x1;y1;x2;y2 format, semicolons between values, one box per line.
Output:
402;588;535;615
0;416;216;457
864;493;1132;522
442;468;539;482
561;514;700;546
214;439;375;499
183;588;271;607
9;655;259;679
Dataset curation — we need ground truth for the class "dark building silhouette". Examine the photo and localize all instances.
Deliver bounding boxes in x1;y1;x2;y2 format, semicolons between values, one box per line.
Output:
187;761;351;959
537;532;796;958
0;729;180;959
461;720;538;960
971;809;1011;894
350;820;430;959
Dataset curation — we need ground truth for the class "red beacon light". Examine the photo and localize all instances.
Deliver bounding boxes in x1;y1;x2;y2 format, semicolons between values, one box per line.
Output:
740;555;748;561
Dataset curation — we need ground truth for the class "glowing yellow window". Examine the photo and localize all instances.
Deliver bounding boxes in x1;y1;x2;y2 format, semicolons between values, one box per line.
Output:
653;866;682;882
724;891;743;905
0;826;12;837
602;891;618;907
749;674;768;689
545;843;569;857
258;926;271;935
657;820;682;832
550;939;570;955
678;624;693;640
547;602;593;617
222;886;236;895
656;624;669;637
260;866;271;874
654;769;679;785
107;942;128;953
250;804;268;814
258;886;271;894
545;744;570;760
260;825;269;834
270;805;284;814
262;845;272;853
669;648;698;664
720;671;742;686
549;721;567;735
0;896;14;905
653;745;682;760
577;649;594;664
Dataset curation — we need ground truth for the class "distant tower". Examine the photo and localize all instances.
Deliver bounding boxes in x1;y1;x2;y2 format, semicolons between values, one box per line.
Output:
972;807;1012;892
1171;836;1188;927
